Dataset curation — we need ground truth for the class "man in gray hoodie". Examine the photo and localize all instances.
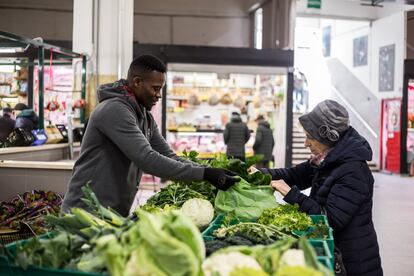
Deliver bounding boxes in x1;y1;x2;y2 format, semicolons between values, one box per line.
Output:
62;55;238;216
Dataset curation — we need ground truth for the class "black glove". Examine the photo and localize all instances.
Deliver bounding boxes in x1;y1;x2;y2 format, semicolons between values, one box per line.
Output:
203;168;240;191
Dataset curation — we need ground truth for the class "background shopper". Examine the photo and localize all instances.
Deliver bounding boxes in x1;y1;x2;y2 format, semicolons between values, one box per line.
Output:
253;115;274;168
13;103;39;131
223;112;250;161
0;107;15;142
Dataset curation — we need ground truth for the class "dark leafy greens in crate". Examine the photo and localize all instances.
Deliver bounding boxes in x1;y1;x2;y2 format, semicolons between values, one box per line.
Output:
307;221;330;239
145;183;208;208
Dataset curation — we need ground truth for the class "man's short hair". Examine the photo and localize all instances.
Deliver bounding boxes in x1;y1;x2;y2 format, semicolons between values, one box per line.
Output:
127;55;166;81
14;103;29;111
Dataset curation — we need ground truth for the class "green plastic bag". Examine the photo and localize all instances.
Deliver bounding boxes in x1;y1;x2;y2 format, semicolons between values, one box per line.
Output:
214;178;278;220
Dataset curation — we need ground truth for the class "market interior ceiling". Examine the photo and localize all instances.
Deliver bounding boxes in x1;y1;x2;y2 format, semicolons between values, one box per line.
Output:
1;0;413;15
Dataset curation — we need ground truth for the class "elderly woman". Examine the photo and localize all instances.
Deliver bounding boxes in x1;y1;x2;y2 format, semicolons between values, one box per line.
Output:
260;100;382;276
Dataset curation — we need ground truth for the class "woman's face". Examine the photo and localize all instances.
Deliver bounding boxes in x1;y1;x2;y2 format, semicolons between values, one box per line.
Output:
304;130;330;155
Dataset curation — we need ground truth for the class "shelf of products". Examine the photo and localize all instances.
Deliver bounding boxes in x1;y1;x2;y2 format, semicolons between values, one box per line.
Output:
0;64;28;109
165;66;286;156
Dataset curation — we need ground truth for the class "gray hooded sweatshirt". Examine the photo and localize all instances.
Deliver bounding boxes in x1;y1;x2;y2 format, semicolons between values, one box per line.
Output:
62;80;204;216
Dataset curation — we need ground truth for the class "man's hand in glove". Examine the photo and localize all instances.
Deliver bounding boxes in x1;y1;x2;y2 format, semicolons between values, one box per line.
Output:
203;168;240;191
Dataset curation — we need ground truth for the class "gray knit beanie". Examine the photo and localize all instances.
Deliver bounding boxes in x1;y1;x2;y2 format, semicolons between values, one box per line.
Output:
299;100;350;146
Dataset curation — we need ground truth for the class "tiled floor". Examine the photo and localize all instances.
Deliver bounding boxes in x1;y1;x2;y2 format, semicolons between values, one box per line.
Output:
133;172;414;275
372;172;414;276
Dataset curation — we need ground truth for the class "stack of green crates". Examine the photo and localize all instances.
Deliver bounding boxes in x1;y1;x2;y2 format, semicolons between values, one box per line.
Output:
308;215;334;269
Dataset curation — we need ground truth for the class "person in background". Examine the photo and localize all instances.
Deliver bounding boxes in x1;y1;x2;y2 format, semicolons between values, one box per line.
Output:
13;103;39;131
253;115;274;168
256;100;382;276
0;107;15;142
223;111;250;162
62;55;239;217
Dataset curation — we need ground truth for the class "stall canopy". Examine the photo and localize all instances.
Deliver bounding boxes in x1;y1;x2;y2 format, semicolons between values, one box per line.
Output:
0;31;87;128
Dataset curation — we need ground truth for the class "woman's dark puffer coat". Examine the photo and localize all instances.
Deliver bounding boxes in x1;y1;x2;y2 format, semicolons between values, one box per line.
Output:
262;127;383;276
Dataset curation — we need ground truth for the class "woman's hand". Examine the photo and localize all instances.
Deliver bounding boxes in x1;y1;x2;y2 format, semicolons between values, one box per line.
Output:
271;180;291;196
248;166;259;174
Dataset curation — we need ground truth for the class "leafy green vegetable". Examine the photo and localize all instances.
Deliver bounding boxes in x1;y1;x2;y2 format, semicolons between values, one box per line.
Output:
129;210;204;276
258;204;313;233
181;150;208;165
171;179;217;205
145;183;207;208
215;177;277;220
209;154;269;186
215;222;287;242
14;232;86;270
94;234;128;276
307;222;330;239
138;203;178;214
80;184;125;227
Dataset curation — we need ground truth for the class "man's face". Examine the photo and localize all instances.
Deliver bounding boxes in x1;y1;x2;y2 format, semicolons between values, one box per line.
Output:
132;71;165;110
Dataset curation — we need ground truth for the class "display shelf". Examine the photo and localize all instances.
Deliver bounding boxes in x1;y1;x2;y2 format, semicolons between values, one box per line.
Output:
408;128;414;132
0;94;18;98
177;151;254;159
168;95;188;101
168;128;223;133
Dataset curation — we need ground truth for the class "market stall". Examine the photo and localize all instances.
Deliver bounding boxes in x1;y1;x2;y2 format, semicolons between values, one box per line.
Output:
0;153;334;275
0;31;87;151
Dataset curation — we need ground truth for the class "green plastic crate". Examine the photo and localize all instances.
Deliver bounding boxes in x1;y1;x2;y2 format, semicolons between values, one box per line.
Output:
309;215;334;260
202;214;225;241
309;239;334;270
0;233;105;276
309;240;332;259
317;256;333;270
293;215;334;260
310;215;329;226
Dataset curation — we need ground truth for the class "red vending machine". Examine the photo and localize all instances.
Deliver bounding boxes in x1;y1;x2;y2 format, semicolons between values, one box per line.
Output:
381;98;401;173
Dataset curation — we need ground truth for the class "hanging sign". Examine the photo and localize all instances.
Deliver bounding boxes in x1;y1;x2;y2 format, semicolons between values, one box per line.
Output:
308;0;321;9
